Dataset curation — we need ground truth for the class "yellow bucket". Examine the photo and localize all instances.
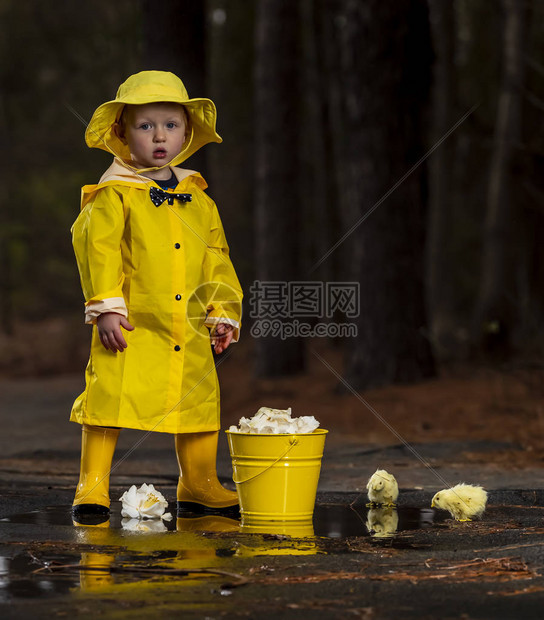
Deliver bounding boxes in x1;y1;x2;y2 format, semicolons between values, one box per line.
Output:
226;429;328;522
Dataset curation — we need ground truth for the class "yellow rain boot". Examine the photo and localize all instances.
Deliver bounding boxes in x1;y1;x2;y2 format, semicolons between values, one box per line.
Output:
72;424;120;518
175;431;239;514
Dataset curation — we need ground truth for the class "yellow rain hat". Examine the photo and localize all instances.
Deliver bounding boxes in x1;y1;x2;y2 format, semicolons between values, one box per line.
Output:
85;70;222;167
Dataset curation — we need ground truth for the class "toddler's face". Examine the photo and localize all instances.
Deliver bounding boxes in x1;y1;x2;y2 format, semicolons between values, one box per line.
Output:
116;102;188;169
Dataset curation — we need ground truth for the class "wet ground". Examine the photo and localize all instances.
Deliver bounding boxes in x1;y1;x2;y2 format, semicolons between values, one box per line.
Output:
2;370;544;618
1;488;544;619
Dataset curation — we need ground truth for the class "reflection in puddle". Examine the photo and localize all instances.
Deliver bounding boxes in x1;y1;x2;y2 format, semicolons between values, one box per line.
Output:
0;553;81;601
234;539;318;557
313;504;443;538
239;519;314;538
0;550;247;599
121;517;169;533
0;503;449;598
0;503;444;538
365;506;399;538
79;552;115;590
176;515;240;533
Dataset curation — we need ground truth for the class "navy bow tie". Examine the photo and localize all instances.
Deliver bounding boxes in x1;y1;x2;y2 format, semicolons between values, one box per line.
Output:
150;187;192;207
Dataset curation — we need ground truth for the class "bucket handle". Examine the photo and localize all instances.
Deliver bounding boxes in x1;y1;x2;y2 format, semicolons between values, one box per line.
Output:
232;437;299;485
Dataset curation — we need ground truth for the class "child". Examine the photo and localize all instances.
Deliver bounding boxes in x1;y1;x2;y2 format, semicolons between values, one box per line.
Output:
70;71;243;520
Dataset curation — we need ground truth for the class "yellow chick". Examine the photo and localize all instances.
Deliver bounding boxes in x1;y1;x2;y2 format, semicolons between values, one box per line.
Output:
366;507;399;538
431;484;488;522
366;469;399;506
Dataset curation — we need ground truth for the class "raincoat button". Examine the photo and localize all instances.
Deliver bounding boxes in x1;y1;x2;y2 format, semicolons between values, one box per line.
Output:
174;243;181;249
174;345;181;351
175;294;182;300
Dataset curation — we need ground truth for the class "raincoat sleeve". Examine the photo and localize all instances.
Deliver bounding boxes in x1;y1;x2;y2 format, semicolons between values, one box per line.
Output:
71;186;128;325
203;201;243;342
84;297;128;324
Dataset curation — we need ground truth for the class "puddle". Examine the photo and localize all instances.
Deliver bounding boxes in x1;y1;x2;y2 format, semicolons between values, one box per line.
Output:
0;504;449;601
313;504;444;538
1;507;134;530
0;504;449;547
1;504;444;538
0;552;79;601
0;549;248;600
3;502;536;600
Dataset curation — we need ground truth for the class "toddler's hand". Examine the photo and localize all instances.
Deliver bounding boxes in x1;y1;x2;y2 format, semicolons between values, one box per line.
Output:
211;323;234;354
97;312;135;353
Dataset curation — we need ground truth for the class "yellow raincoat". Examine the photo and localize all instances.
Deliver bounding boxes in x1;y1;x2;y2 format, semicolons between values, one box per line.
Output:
70;161;243;433
70;71;243;434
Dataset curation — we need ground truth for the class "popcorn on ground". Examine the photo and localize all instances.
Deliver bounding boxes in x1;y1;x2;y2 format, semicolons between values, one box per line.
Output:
229;406;320;434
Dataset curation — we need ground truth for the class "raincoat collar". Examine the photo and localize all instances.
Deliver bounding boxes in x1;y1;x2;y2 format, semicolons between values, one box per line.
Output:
85;159;208;193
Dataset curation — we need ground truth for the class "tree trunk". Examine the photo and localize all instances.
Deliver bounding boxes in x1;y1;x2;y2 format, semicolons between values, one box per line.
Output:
323;0;435;389
472;0;526;356
0;89;14;335
426;0;457;359
299;0;332;283
206;0;255;291
253;0;305;377
142;0;208;174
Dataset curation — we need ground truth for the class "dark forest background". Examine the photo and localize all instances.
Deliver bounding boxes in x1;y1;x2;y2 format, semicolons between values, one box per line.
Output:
0;0;543;390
